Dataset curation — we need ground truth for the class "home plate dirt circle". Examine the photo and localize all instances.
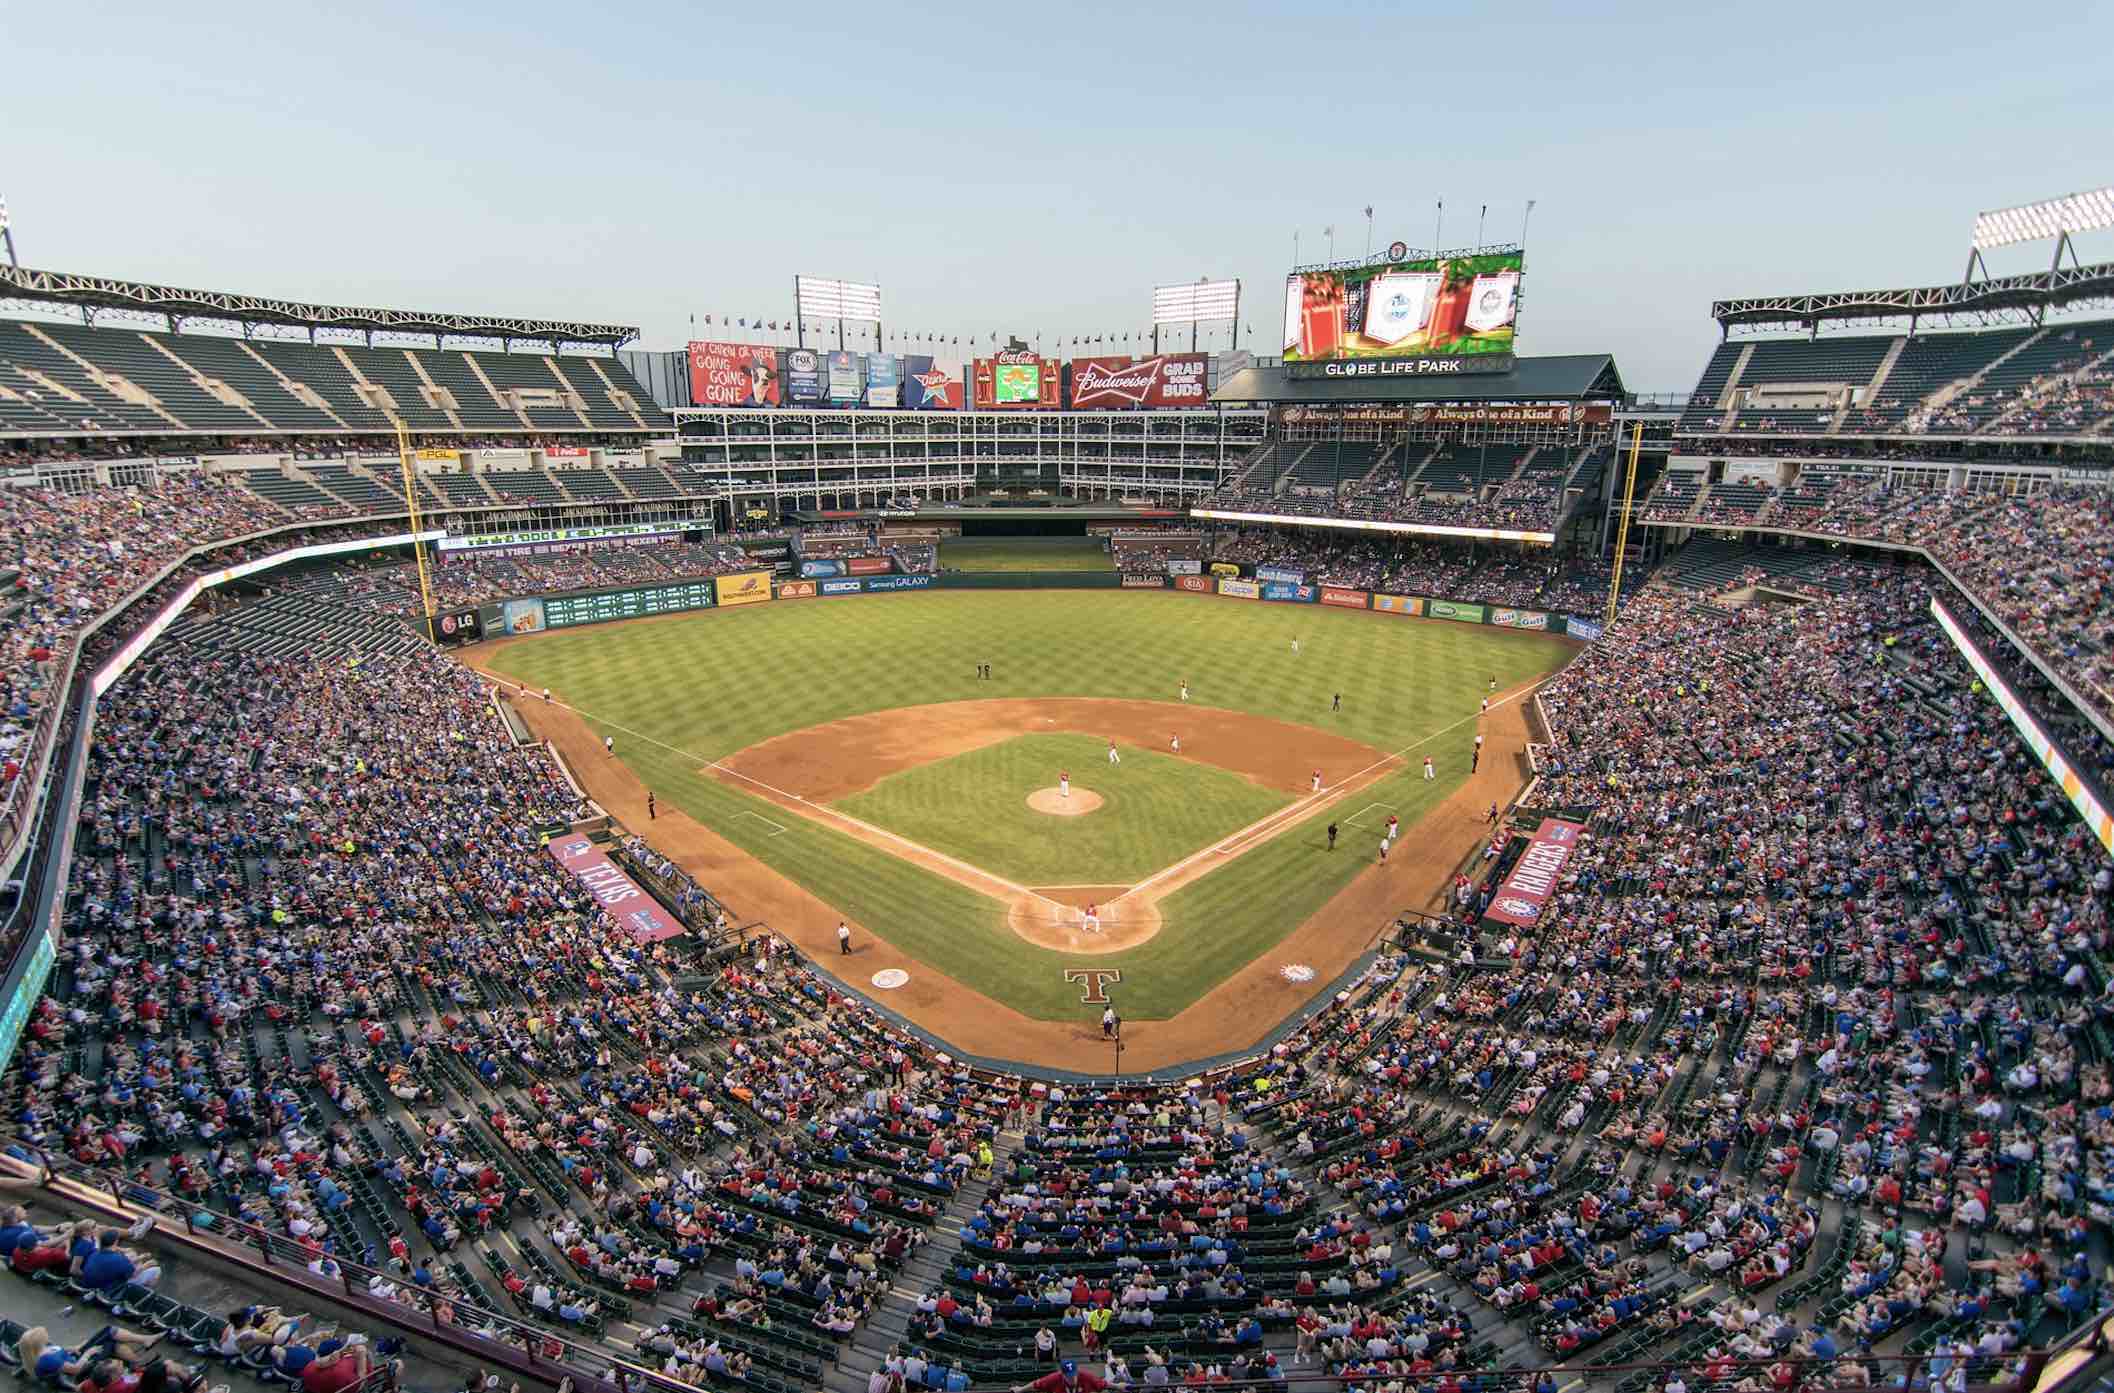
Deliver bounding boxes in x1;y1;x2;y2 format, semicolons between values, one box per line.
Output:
1007;885;1162;953
1027;787;1104;816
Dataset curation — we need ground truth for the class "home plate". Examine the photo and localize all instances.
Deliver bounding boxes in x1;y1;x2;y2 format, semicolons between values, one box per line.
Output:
871;969;910;990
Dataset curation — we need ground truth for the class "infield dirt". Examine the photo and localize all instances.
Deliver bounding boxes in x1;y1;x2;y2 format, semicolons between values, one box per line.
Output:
469;644;1544;1074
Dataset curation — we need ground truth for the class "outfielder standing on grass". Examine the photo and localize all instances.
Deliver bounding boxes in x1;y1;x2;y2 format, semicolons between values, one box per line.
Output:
1179;679;1189;702
1107;740;1121;764
1423;755;1435;780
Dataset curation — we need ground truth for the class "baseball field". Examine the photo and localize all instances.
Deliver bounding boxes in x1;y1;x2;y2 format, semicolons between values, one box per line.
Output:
475;587;1573;1068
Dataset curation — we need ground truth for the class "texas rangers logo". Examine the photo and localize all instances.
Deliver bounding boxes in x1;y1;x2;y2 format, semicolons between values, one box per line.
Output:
1495;897;1541;920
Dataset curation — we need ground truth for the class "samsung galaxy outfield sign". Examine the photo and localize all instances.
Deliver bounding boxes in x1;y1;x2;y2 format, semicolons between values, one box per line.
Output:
1287;354;1515;380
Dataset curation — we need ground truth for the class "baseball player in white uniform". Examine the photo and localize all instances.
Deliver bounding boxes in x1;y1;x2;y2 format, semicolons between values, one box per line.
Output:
1423;756;1436;780
1179;680;1189;702
1291;635;1301;656
1170;733;1181;755
1107;740;1121;765
1311;769;1322;793
1060;770;1070;798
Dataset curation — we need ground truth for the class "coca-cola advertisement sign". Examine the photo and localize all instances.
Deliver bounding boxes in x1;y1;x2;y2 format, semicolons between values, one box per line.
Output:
1069;354;1210;409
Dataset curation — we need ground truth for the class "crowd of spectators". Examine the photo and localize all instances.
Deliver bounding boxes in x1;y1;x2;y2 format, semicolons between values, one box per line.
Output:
1202;531;1620;616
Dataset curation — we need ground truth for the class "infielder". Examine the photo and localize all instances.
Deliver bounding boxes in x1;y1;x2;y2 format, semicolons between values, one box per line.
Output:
1379;835;1390;864
1169;733;1181;755
1423;755;1436;780
1311;769;1322;793
1060;770;1070;799
1107;740;1121;765
1179;680;1189;702
1386;814;1399;842
604;736;614;757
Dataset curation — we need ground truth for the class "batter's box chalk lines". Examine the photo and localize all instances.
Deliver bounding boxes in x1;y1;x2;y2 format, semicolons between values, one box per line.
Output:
736;810;787;837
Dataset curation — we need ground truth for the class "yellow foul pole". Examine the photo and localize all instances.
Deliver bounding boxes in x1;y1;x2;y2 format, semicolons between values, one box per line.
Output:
394;419;438;644
1603;420;1644;630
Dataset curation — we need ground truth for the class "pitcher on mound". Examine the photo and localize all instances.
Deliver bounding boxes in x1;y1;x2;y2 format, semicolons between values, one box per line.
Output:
1060;770;1070;798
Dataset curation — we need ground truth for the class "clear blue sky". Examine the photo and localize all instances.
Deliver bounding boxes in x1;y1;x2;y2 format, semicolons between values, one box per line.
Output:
8;0;2109;390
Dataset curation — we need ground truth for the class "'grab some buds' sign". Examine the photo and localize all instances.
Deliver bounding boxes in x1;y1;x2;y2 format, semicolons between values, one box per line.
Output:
1069;354;1209;408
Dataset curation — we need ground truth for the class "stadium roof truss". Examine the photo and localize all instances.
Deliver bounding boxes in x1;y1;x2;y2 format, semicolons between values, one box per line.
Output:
0;265;640;347
1712;258;2114;335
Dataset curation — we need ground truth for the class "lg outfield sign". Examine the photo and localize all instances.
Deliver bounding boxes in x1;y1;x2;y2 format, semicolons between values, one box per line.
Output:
1068;353;1209;408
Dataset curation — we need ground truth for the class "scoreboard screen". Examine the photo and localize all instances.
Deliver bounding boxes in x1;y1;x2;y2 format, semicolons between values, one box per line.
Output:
543;580;717;629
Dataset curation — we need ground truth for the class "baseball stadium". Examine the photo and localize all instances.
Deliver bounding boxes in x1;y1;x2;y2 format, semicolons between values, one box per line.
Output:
5;23;2114;1393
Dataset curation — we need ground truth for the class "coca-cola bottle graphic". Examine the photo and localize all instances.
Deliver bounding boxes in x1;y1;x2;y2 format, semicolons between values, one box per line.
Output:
1299;276;1345;360
1425;261;1472;354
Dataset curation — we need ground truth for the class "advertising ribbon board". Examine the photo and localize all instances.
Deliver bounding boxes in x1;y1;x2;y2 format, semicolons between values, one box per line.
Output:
546;835;687;943
846;556;893;576
800;559;846;578
1218;578;1261;599
1565;617;1605;641
714;571;774;608
1426;600;1486;624
1121;574;1167;589
1210;562;1242;578
1491;608;1549;629
865;575;932;592
1483;818;1586;928
1262;582;1319;603
1175;575;1212;593
777;580;818;599
1373;594;1423;616
1256;566;1306;586
1321;587;1369;609
821;578;866;595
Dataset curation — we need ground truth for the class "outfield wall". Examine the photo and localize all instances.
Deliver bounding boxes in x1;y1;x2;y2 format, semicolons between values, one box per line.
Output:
468;568;1606;637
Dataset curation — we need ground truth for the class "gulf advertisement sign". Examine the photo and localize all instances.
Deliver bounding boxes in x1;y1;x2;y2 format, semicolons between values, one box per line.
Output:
1492;608;1550;631
688;341;782;406
1373;594;1423;616
1321;587;1369;610
1218;577;1261;600
714;571;774;608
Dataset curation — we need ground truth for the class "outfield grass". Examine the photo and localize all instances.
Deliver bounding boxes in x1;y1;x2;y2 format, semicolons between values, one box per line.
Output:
940;538;1113;571
834;732;1290;886
487;591;1572;1019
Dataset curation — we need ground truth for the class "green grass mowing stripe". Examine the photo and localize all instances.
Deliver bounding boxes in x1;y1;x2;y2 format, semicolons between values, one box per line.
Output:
832;732;1289;886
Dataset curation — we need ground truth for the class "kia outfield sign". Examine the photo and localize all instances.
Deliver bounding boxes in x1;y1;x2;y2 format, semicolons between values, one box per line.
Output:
1069;353;1209;408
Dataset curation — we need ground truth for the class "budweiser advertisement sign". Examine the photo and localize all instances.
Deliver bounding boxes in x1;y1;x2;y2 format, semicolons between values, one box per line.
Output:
1068;353;1209;408
1484;818;1586;928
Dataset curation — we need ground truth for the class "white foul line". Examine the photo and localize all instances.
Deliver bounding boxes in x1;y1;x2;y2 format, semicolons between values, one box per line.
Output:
486;677;1066;911
1113;681;1538;906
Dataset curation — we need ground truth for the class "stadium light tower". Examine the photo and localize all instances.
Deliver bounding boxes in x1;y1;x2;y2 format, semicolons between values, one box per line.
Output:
0;195;15;269
1966;187;2114;311
1152;278;1240;353
794;275;883;352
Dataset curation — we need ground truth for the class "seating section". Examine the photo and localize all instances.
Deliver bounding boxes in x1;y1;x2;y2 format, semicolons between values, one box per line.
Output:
2;469;2109;1393
1639;471;1703;521
1684;319;2114;441
0;317;668;436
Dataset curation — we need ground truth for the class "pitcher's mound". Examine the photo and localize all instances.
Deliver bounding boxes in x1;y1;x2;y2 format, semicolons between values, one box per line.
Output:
1028;787;1103;816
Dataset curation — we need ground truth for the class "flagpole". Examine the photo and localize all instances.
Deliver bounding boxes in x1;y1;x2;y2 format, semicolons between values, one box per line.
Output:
1434;200;1443;255
1363;206;1373;260
1521;199;1537;246
1477;204;1487;251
